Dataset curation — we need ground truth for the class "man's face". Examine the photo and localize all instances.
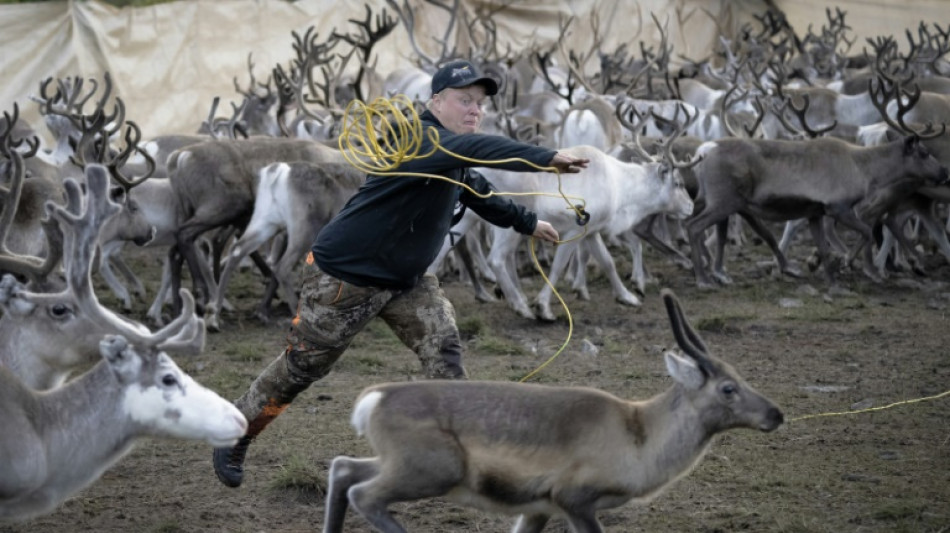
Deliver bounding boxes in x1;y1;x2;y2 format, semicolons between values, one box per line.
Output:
431;85;488;134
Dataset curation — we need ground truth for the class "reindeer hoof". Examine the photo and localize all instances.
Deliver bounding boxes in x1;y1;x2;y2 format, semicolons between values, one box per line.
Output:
616;292;641;307
712;272;733;285
253;308;272;325
782;265;804;278
474;290;497;303
861;268;883;284
511;304;536;320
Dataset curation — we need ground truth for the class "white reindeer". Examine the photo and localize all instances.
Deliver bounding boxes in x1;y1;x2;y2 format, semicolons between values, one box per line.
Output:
323;288;784;533
482;142;696;321
204;161;365;331
0;324;246;522
0;167;247;523
0;136;203;390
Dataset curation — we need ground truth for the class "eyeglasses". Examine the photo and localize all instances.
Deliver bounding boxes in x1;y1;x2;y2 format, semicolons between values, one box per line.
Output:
439;92;487;111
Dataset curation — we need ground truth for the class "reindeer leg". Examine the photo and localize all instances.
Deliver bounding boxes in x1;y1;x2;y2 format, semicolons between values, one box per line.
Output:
874;226;898;278
488;231;535;319
534;241;580;322
563;512;604;533
174;222;219;311
324;457;381;533
778;218;805;256
512;514;551;533
686;213;720;290
112;254;147;303
455;235;495;303
711;219;733;285
739;213;802;279
916;203;950;266
883;215;926;276
621;230;648;295
634;216;692;271
569;241;591;301
831;208;881;283
586;232;640;307
808;216;838;287
345;433;466;533
98;254;133;312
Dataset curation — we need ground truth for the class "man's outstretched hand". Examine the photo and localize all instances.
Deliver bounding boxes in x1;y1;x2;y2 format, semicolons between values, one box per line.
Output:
532;220;559;243
549;152;591;174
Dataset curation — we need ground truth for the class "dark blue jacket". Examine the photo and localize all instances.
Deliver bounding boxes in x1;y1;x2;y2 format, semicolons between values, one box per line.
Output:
311;110;556;289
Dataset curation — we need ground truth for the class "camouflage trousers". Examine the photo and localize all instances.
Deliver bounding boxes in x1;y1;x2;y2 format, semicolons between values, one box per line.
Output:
233;266;466;433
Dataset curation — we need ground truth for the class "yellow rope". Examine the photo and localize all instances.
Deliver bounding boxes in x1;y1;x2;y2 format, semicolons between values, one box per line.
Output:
788;389;950;422
516;236;575;383
338;94;585;381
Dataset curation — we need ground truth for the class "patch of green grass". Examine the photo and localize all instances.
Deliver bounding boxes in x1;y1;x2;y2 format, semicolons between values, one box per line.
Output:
695;315;744;334
457;316;487;338
349;319;406;352
470;334;527;356
268;454;327;499
334;353;387;374
197;367;255;396
221;341;268;363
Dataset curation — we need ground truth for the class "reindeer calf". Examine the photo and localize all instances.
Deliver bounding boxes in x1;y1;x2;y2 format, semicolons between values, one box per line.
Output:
324;289;783;533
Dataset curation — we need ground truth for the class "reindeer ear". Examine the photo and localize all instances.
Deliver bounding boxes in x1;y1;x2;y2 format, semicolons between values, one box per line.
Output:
903;135;919;155
0;274;36;316
665;351;706;390
100;334;142;384
109;186;127;204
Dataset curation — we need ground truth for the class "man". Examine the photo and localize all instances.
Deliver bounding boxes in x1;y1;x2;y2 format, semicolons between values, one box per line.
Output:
213;59;589;487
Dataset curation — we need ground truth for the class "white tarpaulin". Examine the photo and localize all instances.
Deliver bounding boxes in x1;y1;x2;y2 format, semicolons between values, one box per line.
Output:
1;0;946;139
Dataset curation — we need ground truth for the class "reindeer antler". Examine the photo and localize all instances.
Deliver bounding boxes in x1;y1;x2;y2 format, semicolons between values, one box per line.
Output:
869;77;947;139
37;165;205;354
0;104;61;284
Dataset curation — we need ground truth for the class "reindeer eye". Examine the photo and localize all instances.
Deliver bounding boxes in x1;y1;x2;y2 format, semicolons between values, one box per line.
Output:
161;374;178;387
48;303;72;319
721;384;738;396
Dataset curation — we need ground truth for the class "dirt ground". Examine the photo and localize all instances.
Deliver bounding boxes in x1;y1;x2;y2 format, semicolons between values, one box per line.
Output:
2;236;949;533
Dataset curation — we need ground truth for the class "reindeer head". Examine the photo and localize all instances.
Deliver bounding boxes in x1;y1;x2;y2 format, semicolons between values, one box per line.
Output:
0;159;200;390
100;332;246;447
662;289;784;433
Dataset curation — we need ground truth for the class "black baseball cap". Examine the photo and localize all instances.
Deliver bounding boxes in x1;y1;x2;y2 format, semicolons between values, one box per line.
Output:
430;60;499;96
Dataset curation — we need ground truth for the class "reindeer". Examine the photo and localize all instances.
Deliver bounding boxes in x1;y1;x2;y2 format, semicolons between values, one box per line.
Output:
0;151;201;390
165;137;347;314
205;161;366;331
685;80;949;288
482;139;697;322
0;329;246;523
323;288;783;533
0;163;247;522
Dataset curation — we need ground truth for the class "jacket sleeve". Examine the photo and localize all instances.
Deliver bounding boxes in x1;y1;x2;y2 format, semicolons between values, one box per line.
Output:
460;169;537;235
407;127;557;174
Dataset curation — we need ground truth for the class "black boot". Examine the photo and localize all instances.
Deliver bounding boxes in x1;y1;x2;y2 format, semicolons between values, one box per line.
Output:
210;350;321;488
213;435;253;487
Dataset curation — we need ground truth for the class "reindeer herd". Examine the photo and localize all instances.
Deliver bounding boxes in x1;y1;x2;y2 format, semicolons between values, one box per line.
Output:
0;1;948;530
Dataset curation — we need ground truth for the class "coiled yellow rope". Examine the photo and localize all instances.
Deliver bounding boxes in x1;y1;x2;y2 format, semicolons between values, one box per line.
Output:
338;94;587;382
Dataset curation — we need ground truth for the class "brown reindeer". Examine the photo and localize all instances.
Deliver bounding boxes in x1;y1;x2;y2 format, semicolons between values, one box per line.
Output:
323;288;783;533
